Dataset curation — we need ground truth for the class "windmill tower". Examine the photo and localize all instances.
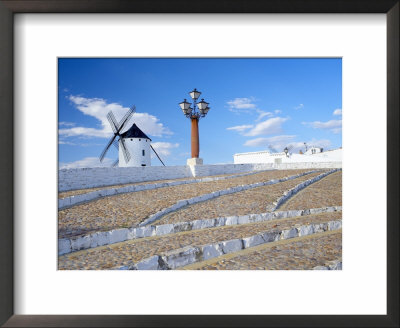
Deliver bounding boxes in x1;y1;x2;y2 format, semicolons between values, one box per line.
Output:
99;106;165;167
119;123;151;167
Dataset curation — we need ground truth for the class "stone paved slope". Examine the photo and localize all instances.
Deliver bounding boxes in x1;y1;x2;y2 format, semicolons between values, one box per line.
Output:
58;171;252;199
58;211;341;270
157;171;324;225
184;230;342;270
280;171;342;210
58;169;315;238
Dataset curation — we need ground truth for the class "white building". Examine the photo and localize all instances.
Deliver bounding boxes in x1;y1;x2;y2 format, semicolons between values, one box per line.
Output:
233;148;342;164
234;150;287;164
119;123;151;167
304;146;323;155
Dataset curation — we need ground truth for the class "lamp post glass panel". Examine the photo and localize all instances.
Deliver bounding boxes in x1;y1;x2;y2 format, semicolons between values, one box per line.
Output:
179;89;210;162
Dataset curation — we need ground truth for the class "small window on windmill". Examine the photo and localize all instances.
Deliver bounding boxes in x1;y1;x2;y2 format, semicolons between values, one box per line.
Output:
130;139;133;141
139;139;141;141
141;164;146;166
142;150;145;156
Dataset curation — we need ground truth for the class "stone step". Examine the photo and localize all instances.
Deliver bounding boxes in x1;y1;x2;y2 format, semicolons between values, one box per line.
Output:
58;211;341;270
155;171;328;226
59;206;341;255
280;170;342;211
121;226;342;270
271;169;340;211
140;169;325;226
58;169;321;240
59;170;248;199
58;169;276;209
180;230;342;270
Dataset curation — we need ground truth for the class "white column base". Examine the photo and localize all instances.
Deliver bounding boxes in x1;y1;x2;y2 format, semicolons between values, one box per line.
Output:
187;158;203;165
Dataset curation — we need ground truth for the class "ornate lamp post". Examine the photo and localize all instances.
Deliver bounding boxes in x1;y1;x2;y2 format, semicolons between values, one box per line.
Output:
284;147;289;158
179;88;210;165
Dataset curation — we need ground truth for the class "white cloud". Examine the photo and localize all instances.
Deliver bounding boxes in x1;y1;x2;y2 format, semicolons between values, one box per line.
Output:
59;126;108;138
227;97;256;112
58;140;104;147
59;157;114;169
333;108;342;116
58;121;76;127
294;104;304;110
303;119;342;134
274;109;282;114
255;110;273;121
59;95;172;139
226;97;277;122
244;117;288;136
151;142;179;157
58;140;76;145
226;125;254;133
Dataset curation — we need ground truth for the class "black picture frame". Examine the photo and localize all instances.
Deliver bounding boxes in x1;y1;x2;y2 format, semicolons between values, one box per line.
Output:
0;0;398;327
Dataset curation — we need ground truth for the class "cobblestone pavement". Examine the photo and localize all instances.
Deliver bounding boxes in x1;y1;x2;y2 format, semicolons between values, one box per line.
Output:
186;230;342;270
59;171;253;199
157;171;324;225
58;169;315;238
280;171;342;211
58;211;341;270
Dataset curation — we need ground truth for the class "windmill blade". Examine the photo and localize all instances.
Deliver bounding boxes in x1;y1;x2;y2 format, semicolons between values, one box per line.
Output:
119;138;131;163
117;105;136;133
287;145;294;152
99;135;117;162
112;159;119;167
107;111;119;134
150;144;165;166
112;139;119;150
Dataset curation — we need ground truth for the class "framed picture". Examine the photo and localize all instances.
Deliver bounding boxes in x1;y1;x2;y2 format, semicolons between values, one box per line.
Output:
1;0;398;326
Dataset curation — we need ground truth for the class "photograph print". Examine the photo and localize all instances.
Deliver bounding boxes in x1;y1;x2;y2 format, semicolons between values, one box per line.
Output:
58;58;342;270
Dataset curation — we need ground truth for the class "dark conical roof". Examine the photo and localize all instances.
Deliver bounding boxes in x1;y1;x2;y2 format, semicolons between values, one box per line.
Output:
120;123;152;141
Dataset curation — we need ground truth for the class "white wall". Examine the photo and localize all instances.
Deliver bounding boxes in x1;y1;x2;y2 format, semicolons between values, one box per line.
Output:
119;138;151;167
58;162;342;192
308;148;342;161
59;164;272;192
59;166;189;191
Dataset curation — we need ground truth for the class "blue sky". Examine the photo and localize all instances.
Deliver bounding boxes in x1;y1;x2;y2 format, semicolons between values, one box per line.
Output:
58;58;342;168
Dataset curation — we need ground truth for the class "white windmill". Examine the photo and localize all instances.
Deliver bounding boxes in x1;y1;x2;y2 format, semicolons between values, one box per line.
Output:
99;106;165;167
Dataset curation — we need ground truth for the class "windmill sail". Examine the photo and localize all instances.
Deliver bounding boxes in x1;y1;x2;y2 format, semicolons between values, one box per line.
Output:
119;138;131;163
99;106;136;164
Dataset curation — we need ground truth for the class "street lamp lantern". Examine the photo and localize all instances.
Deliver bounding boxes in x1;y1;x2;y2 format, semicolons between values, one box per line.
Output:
189;88;201;100
197;98;208;109
179;99;191;114
197;98;209;110
200;106;210;116
179;89;210;165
